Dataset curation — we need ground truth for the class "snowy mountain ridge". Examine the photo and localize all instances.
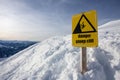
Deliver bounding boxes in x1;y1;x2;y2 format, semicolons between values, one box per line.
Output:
99;20;120;34
99;20;120;29
0;20;120;80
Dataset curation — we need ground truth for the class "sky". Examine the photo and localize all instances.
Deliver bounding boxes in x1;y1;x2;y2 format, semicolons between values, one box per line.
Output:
0;0;120;41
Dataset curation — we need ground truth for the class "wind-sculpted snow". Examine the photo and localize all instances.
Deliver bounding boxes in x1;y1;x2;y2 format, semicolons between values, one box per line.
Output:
0;20;120;80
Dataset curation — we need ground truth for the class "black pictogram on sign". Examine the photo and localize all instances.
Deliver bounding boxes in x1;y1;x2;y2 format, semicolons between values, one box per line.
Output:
73;14;97;34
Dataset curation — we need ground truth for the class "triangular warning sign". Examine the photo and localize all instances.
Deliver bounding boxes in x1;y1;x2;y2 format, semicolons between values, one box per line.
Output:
73;14;96;34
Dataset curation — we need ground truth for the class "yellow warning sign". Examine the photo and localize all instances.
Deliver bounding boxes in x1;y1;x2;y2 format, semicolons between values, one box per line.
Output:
72;10;98;47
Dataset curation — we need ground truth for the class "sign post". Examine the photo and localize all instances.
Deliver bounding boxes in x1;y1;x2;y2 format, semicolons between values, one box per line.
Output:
72;10;98;74
81;47;87;74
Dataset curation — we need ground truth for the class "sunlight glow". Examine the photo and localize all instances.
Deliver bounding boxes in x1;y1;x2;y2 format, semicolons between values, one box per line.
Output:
0;17;15;33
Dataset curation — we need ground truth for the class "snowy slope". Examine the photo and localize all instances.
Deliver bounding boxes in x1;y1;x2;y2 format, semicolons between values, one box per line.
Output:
0;20;120;80
99;20;120;37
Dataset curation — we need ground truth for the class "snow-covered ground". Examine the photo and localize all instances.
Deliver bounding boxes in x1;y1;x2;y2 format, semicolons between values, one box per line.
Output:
0;20;120;80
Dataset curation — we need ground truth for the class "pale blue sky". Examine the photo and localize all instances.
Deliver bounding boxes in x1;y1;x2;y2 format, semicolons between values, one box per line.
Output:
0;0;120;41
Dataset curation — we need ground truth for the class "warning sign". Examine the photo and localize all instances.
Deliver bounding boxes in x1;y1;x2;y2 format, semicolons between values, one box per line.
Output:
72;10;98;47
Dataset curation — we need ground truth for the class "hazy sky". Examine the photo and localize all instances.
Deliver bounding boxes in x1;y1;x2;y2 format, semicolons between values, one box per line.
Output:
0;0;120;41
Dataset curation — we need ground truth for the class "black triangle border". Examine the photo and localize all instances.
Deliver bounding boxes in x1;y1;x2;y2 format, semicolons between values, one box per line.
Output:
73;14;97;34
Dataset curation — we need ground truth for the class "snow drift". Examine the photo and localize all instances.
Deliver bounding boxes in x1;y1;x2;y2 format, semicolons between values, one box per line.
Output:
0;20;120;80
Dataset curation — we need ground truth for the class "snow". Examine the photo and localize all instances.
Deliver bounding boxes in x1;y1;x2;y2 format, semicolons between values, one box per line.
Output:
0;20;120;80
